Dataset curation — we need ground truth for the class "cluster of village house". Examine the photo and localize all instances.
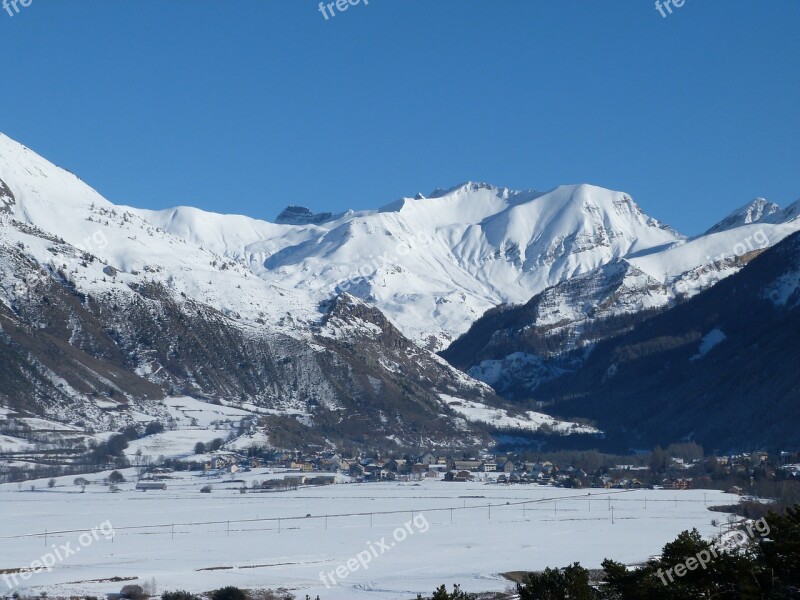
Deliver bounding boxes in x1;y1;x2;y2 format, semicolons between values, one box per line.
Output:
186;450;675;489
139;449;800;493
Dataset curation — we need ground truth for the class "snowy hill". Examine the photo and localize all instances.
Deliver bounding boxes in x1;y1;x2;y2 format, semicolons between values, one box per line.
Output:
137;181;682;350
133;178;798;357
0;133;592;448
443;200;800;396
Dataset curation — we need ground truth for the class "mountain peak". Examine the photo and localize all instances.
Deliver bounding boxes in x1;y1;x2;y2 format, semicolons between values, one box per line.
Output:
275;205;334;225
705;198;781;235
429;181;505;199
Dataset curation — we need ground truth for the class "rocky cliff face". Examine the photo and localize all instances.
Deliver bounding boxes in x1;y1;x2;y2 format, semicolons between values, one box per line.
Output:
275;205;334;225
0;177;14;212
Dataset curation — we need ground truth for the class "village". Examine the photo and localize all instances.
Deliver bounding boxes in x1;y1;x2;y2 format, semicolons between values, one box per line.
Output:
132;445;800;502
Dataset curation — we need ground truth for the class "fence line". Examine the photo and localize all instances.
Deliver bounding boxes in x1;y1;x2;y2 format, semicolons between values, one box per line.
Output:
0;489;637;540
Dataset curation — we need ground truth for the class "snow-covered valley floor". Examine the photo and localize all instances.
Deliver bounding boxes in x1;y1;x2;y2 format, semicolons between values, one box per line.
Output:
0;475;738;599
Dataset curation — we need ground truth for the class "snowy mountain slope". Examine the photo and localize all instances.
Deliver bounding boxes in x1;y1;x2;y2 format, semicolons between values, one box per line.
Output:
133;178;799;357
448;233;800;447
0;135;323;334
532;230;800;449
0;133;534;447
0;221;500;448
442;205;800;396
439;393;599;435
137;181;682;349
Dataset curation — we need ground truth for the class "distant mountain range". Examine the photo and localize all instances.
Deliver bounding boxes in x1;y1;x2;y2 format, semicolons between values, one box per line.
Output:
1;132;798;451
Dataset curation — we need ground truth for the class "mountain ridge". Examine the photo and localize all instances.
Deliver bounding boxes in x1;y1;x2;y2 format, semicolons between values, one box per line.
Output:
0;132;596;449
2;130;799;451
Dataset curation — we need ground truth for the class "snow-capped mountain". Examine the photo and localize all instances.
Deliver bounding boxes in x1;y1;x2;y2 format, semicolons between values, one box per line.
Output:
2;130;799;450
136;181;682;350
443;201;800;396
0;133;590;448
133;177;798;360
0;134;320;331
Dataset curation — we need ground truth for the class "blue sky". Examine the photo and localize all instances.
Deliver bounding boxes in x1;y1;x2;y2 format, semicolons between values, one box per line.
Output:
1;1;798;234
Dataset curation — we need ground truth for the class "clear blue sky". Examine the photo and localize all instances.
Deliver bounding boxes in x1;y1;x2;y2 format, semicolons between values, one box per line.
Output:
1;1;798;234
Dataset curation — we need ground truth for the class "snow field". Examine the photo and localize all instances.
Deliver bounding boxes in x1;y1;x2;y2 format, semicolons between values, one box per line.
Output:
0;475;738;600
